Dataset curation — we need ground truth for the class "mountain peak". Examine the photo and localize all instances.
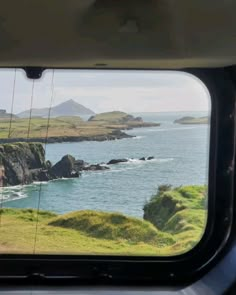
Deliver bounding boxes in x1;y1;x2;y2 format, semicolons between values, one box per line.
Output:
64;98;76;104
17;99;95;118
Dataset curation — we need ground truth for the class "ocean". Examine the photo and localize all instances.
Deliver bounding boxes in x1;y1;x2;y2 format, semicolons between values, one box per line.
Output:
1;112;209;218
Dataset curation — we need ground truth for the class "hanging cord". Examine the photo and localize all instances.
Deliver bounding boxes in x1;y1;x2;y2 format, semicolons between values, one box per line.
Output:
0;70;17;227
26;79;35;141
33;70;55;254
8;69;17;139
20;79;35;190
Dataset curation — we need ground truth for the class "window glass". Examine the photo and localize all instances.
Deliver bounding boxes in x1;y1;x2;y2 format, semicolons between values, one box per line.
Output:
0;69;210;255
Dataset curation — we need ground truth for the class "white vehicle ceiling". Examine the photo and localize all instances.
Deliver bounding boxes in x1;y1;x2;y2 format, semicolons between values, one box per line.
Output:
0;0;235;68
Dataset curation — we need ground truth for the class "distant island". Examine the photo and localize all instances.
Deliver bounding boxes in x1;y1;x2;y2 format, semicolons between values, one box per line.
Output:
17;99;95;118
174;116;209;125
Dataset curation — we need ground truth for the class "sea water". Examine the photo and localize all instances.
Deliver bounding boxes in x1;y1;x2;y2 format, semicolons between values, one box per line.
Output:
1;112;209;218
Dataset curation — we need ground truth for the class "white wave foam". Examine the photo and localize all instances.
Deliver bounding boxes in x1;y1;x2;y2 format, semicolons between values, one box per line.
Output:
156;158;174;163
100;163;109;167
50;177;74;182
131;126;202;134
0;190;28;203
125;158;158;164
114;157;174;166
133;136;145;140
33;181;48;185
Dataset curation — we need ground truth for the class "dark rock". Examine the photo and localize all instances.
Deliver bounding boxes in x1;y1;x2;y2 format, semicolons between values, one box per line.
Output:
133;116;143;122
83;164;110;171
139;157;146;161
0;142;47;186
45;160;52;169
0;142;117;187
88;115;95;121
50;155;80;178
107;159;128;165
30;169;53;182
147;156;154;160
74;159;89;171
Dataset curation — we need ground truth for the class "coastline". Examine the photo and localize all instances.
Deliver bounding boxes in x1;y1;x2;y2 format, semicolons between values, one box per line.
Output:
0;130;134;144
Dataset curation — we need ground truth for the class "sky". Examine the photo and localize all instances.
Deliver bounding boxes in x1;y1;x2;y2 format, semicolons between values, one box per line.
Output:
0;69;210;114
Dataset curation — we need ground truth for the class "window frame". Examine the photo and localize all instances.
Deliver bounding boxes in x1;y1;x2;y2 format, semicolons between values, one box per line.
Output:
0;67;235;286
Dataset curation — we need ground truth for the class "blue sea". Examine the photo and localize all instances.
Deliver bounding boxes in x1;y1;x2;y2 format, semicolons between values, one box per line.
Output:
1;112;209;218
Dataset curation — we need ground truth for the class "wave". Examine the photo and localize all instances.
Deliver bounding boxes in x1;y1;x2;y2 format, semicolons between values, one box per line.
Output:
33;181;48;185
107;157;174;170
0;180;51;204
155;126;201;132
90;158;174;175
50;177;74;182
124;157;173;164
0;189;28;203
157;158;174;163
128;126;204;134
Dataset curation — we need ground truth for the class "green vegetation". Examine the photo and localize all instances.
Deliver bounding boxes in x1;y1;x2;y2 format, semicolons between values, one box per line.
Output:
0;116;112;139
89;111;160;128
89;111;133;123
0;185;207;255
49;210;174;247
143;185;207;252
89;111;130;122
0;112;159;142
0;208;174;255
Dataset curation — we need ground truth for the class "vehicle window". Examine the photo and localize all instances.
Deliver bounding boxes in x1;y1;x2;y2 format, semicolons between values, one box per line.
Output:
0;69;210;256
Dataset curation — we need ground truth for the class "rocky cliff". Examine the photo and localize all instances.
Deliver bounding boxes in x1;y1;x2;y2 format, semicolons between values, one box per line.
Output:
0;143;83;186
0;143;47;186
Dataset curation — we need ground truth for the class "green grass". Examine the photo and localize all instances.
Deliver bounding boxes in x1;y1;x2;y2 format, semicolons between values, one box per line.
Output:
0;208;176;255
0;116;115;139
163;209;206;234
89;111;160;128
49;210;175;247
143;185;207;253
143;185;206;229
0;112;160;141
0;185;207;256
0;113;159;140
89;111;129;122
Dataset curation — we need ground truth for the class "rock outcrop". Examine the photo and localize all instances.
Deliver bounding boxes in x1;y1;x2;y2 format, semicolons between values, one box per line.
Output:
0;143;112;187
0;142;156;187
0;143;82;186
107;159;128;165
0;143;47;186
50;155;80;179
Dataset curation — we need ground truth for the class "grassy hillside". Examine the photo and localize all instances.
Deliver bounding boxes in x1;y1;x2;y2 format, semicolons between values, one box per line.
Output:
49;210;174;247
143;185;207;251
0;116;114;139
0;186;207;255
0;111;159;141
0;208;175;255
88;111;129;122
88;111;160;128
